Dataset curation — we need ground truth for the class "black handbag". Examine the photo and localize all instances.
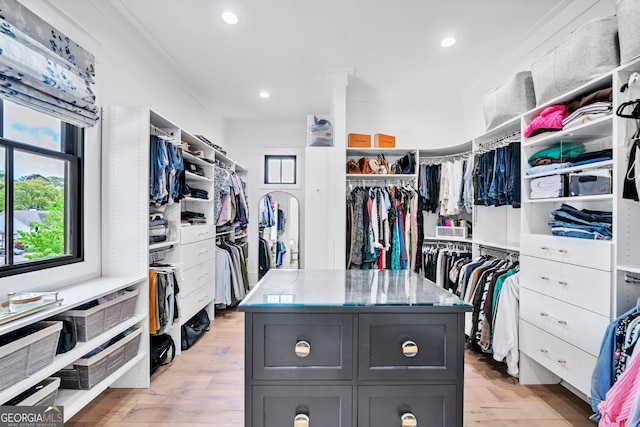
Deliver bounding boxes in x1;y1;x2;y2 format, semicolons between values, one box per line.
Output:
54;317;77;354
150;333;176;375
181;308;211;350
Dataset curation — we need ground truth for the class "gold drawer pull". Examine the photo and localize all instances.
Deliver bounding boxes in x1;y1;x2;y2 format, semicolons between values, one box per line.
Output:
557;359;567;364
401;412;417;427
539;348;548;353
557;280;568;285
558;249;568;253
540;276;549;280
539;312;568;326
540;246;549;250
294;340;311;358
402;340;419;358
294;414;309;427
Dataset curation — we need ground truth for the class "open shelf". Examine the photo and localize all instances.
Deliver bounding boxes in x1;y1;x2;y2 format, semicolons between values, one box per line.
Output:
149;240;178;251
346;148;416;156
58;352;146;421
346;173;417;179
524;160;613;179
423;236;472;244
522;115;613;150
524;194;613;203
185;171;213;183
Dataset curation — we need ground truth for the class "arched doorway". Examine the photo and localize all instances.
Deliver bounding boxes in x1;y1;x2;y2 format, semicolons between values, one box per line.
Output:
258;191;300;279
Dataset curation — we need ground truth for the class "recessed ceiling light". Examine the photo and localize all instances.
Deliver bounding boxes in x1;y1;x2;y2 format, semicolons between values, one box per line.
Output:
441;36;456;48
259;91;270;98
222;11;239;25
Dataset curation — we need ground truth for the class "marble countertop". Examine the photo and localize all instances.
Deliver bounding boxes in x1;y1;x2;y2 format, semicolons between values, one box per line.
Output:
239;269;472;309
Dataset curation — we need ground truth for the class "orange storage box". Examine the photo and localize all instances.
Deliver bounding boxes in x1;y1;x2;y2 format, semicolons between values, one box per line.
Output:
348;133;371;148
374;134;396;148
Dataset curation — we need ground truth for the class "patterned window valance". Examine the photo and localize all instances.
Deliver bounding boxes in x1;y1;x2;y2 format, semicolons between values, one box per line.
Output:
0;0;97;127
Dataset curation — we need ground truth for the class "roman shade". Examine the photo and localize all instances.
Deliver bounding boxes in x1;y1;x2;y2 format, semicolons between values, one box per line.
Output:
0;0;97;127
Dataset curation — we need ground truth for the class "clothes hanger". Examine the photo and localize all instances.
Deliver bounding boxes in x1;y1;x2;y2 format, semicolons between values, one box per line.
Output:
616;99;640;119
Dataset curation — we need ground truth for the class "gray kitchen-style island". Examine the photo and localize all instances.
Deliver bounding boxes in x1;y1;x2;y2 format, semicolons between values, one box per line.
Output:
239;269;473;427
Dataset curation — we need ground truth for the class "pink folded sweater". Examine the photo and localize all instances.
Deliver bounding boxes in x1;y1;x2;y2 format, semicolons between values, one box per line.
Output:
524;105;569;138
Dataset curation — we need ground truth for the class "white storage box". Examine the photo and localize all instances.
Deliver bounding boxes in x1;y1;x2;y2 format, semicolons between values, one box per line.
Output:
482;71;536;130
7;377;60;406
0;321;62;392
435;226;468;239
616;0;640;64
58;327;141;390
531;16;619;105
60;289;139;341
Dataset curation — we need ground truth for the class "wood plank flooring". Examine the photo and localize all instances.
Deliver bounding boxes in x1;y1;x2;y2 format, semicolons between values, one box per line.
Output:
65;309;593;426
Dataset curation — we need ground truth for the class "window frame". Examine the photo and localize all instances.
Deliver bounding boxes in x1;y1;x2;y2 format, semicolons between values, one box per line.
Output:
264;155;297;185
0;101;84;278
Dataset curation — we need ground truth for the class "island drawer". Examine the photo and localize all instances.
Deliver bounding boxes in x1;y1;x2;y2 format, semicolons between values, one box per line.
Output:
251;313;353;380
358;313;460;381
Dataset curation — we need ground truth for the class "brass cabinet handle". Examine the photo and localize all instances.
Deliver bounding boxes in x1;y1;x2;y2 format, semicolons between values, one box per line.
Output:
294;414;309;427
294;340;311;358
557;359;567;364
401;412;418;427
539;348;548;353
538;312;567;325
402;340;419;358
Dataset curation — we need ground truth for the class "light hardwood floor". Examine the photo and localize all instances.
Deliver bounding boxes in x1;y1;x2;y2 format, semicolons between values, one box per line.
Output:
65;309;594;426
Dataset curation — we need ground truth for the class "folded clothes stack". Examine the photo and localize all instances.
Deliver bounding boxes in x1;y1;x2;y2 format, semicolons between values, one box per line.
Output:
149;213;168;244
189;188;209;200
530;175;565;199
562;101;612;129
525;146;613;175
182;210;207;225
548;203;612;240
524;87;613;138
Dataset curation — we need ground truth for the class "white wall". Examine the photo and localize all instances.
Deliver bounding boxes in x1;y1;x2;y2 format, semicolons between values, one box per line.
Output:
226;122;307;284
462;0;616;141
347;87;464;150
2;1;226;293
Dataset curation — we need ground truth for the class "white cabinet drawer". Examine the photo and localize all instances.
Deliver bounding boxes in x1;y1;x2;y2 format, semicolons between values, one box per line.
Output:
179;281;214;323
520;288;609;357
520;255;611;316
519;320;596;396
180;262;214;298
181;240;215;271
520;234;612;271
180;224;215;245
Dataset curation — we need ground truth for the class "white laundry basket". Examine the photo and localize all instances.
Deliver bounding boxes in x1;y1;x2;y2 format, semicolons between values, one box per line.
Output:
616;0;640;64
531;16;619;105
482;71;536;130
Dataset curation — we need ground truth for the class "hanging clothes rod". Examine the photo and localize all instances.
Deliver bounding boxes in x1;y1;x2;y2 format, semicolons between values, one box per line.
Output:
476;130;521;153
419;150;473;165
625;272;640;284
346;178;416;188
478;244;519;259
150;124;174;138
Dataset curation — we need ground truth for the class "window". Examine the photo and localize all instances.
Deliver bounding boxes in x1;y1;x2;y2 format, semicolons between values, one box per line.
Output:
264;155;296;184
0;100;83;277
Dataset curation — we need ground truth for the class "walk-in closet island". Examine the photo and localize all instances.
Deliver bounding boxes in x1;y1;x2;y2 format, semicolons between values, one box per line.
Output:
239;269;472;427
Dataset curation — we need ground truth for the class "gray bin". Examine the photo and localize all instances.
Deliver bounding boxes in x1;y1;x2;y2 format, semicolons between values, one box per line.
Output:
482;71;536;130
531;16;619;105
617;0;640;64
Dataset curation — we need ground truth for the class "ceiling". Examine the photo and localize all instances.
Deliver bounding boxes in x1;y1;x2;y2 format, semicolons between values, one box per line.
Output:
71;0;597;123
